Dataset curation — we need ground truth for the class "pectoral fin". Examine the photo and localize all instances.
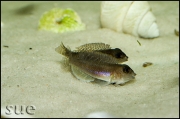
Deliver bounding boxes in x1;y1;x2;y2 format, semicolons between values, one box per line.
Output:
71;64;111;86
71;65;95;82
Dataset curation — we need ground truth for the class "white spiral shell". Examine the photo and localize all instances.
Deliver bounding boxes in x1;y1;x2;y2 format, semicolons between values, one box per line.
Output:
100;1;159;38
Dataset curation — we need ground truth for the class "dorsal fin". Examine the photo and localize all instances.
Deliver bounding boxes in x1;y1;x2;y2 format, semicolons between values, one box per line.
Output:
75;43;111;52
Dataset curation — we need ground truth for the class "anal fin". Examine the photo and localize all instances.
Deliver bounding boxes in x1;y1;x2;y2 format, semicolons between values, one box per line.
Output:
91;79;110;86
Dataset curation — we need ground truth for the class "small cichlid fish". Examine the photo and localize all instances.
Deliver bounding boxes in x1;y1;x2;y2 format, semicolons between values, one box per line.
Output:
55;43;136;85
75;43;128;63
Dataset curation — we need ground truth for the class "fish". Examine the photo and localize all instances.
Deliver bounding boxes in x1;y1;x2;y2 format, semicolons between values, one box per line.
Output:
75;43;128;63
55;42;136;85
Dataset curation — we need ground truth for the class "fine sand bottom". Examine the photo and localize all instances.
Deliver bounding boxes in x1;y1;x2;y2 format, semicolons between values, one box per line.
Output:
1;1;179;118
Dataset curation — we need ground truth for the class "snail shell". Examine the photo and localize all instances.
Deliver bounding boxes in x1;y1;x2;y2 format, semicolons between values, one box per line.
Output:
100;1;159;38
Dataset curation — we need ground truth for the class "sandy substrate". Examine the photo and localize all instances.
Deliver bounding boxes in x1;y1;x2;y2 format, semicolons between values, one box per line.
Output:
1;1;179;118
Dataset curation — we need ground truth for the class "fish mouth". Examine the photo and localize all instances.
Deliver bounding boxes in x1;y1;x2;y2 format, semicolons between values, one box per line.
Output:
124;56;128;61
125;75;136;82
130;73;136;79
132;74;136;79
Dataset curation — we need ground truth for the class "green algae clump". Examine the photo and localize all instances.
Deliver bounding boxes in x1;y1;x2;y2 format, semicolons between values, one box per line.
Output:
38;8;86;33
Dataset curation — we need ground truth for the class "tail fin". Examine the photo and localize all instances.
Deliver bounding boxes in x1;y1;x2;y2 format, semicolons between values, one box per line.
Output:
55;42;71;57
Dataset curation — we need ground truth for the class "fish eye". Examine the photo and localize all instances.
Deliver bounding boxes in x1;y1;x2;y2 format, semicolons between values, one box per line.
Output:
123;65;131;73
120;54;125;58
115;53;121;58
115;53;125;58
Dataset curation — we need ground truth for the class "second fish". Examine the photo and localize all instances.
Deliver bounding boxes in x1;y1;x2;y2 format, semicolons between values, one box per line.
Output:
55;43;136;85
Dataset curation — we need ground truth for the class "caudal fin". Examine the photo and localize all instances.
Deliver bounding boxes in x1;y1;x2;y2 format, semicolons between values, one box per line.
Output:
55;42;71;57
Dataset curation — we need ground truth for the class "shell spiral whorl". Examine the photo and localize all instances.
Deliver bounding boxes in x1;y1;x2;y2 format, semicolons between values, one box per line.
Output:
100;1;159;38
